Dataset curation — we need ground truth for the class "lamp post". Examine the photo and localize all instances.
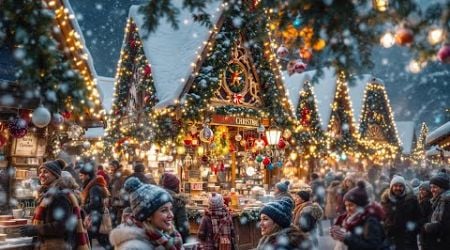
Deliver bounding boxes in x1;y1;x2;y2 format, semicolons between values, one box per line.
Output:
265;126;282;187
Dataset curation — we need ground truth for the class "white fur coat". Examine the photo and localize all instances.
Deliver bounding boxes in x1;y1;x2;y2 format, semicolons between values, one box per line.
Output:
109;224;154;250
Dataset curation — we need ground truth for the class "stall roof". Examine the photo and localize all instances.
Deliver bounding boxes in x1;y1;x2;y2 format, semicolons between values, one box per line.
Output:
96;76;115;113
426;145;450;157
281;71;307;114
396;121;415;154
128;1;223;108
426;121;450;145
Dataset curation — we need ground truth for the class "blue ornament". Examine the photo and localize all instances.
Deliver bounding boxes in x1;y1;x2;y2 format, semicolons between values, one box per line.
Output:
276;161;283;168
267;163;274;171
293;17;302;28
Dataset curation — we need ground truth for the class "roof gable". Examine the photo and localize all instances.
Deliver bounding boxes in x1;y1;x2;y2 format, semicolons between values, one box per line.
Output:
282;71;307;115
348;75;373;125
128;1;223;108
396;121;416;154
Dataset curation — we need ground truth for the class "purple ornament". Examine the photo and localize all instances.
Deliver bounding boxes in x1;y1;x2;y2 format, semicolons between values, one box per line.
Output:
8;117;28;138
51;113;65;126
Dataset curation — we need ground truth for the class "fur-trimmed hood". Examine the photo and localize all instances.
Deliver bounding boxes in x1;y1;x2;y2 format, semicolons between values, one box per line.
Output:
381;185;415;203
109;224;154;250
257;226;311;250
301;202;324;220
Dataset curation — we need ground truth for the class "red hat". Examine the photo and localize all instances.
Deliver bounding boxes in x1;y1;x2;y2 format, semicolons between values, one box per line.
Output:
162;173;180;192
344;181;369;207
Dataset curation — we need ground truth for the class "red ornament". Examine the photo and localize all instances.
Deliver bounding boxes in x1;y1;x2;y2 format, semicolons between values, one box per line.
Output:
130;39;136;49
262;157;271;166
277;139;287;150
395;28;414;46
300;108;311;126
19;110;32;123
232;93;243;104
293;60;307;74
437;44;450;63
144;64;152;76
183;134;193;146
8;117;28;139
61;110;72;120
144;95;151;103
299;48;313;62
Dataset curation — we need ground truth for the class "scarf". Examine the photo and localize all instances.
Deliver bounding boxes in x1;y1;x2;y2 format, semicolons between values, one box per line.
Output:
81;175;110;205
341;202;384;232
133;218;183;250
207;206;233;238
33;188;90;250
293;201;312;225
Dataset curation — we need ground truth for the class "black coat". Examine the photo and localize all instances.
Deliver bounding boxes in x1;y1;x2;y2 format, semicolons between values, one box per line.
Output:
166;189;190;242
418;197;433;250
423;190;450;250
82;177;108;234
381;189;421;250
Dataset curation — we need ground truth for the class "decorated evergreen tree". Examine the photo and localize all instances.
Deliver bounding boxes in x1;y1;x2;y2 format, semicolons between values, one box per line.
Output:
411;122;428;163
358;80;400;161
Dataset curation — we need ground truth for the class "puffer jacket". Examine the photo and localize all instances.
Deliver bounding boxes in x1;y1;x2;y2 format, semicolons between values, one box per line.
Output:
109;224;154;250
423;190;450;250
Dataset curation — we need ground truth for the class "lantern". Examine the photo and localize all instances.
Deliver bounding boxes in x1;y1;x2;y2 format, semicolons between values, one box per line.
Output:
265;127;282;146
373;0;389;12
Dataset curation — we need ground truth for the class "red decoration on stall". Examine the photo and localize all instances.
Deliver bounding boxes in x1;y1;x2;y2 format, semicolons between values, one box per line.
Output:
144;64;152;76
262;157;271;166
232;94;243;104
61;110;72;120
8;117;28;139
183;134;193;146
300;108;311;126
277;139;287;150
19;109;32;123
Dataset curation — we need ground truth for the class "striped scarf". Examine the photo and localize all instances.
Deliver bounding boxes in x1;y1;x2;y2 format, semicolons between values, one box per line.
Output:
133;219;183;250
207;206;233;243
33;188;90;250
80;175;109;205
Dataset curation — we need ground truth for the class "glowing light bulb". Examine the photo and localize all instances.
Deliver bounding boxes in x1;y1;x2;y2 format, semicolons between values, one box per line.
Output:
427;28;444;45
380;32;395;48
407;60;421;74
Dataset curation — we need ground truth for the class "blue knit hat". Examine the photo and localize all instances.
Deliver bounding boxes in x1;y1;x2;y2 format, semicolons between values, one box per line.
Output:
124;177;173;221
260;198;293;228
276;180;290;193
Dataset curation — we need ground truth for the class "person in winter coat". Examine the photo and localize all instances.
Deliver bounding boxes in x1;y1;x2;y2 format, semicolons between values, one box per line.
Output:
161;173;190;242
108;160;131;226
274;180;294;204
380;175;421;250
79;163;111;249
126;163;155;184
324;180;340;226
19;160;90;250
331;181;386;250
335;174;356;216
198;193;237;250
96;165;110;185
62;161;82;186
417;181;433;250
257;198;311;250
293;190;323;250
109;177;184;250
423;173;450;250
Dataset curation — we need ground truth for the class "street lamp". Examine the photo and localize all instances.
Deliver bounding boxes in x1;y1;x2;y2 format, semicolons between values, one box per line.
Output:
265;127;281;146
372;0;389;12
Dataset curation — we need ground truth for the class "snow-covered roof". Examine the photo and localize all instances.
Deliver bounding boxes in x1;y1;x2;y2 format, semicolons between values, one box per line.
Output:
426;121;450;145
348;75;376;125
128;1;223;108
395;121;415;154
426;145;450;157
281;71;307;114
84;127;104;139
96;76;115;112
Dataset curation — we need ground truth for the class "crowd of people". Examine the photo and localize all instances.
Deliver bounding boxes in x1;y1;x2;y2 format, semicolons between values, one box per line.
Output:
16;157;450;250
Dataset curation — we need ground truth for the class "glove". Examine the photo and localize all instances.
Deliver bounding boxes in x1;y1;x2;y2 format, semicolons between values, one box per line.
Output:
19;225;38;237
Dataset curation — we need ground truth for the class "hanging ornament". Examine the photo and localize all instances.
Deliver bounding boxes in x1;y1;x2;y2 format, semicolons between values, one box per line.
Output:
262;157;271;166
293;59;307;74
51;113;65;126
437;44;450;63
144;64;152;76
189;125;198;135
254;139;265;150
235;134;242;142
129;39;136;49
300;108;311;126
394;27;414;46
293;17;302;28
277;139;287;150
32;106;51;128
67;124;84;139
199;125;214;143
82;141;91;149
267;163;274;171
276;45;289;59
61;110;72;120
299;48;313;62
276;161;283;168
256;154;264;163
282;129;292;139
19;110;32;123
8;117;28;139
257;125;265;134
240;139;247;147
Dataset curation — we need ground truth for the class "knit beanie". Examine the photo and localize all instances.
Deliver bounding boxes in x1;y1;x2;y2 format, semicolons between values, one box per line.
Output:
276;180;290;193
344;181;369;207
419;181;430;191
390;175;406;188
430;173;450;190
79;162;96;178
124;177;173;221
39;160;64;177
161;173;180;192
133;163;146;173
209;193;224;210
410;178;421;188
297;190;311;202
260;198;293;228
110;160;120;169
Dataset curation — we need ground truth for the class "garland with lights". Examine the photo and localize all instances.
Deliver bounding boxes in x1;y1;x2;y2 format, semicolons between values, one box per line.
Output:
0;0;100;116
411;122;428;162
293;81;326;157
358;81;400;161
